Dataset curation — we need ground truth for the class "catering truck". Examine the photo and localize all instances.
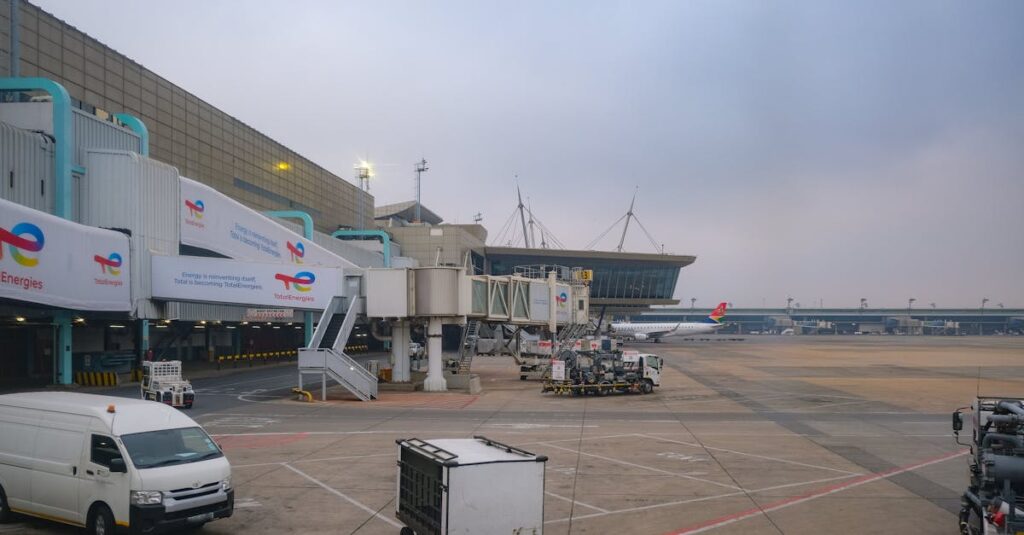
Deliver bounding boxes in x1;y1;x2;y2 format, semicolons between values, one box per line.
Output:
0;392;232;534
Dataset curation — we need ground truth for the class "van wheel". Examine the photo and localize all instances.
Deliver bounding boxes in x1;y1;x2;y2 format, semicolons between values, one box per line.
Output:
0;484;12;523
87;504;114;535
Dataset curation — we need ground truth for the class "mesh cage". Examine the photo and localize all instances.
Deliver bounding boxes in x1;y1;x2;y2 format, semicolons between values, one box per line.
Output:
397;448;445;534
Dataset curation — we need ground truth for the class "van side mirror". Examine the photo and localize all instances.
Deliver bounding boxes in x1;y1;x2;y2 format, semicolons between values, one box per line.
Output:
109;458;127;473
952;411;963;432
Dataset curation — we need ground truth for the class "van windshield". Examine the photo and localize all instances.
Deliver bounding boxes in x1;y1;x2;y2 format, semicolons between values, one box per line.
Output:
120;427;222;469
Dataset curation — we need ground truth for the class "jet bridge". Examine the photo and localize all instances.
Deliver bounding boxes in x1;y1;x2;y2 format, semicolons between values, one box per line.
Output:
362;266;590;393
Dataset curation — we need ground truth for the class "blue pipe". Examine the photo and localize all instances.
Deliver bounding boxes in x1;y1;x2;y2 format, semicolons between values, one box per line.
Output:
331;229;392;267
264;210;313;239
113;113;149;156
0;77;73;219
264;210;315;346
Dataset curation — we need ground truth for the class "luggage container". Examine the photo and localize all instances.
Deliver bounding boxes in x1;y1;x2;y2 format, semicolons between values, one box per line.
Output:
395;436;547;535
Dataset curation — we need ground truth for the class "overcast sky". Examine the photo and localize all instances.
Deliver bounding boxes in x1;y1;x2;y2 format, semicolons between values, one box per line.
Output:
35;0;1024;308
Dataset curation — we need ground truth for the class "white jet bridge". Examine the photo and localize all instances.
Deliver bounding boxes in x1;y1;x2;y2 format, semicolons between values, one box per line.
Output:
298;266;590;400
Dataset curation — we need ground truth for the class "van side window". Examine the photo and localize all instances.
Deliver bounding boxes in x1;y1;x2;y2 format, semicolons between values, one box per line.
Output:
91;434;121;467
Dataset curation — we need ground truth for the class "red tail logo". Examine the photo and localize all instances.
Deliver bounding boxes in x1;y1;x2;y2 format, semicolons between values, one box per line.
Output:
710;302;727;321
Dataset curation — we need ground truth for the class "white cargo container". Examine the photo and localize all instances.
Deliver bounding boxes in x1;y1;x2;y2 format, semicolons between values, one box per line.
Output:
395;436;546;535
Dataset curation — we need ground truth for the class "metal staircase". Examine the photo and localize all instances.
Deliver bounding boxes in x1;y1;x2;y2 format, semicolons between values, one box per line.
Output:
456;320;481;374
317;313;348;349
555;322;590;352
298;296;378;401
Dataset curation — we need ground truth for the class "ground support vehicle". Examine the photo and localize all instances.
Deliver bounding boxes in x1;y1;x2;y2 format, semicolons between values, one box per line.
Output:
542;350;661;396
954;397;1024;534
141;361;194;409
0;392;232;534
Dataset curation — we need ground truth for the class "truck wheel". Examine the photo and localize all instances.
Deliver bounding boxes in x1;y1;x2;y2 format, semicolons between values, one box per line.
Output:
0;484;12;523
400;528;415;535
642;380;654;394
87;504;114;535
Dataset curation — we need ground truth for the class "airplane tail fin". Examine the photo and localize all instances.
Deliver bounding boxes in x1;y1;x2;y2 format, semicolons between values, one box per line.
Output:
706;302;727;324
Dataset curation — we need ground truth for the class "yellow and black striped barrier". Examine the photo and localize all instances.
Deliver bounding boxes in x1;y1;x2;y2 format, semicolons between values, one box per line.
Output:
216;349;299;370
74;371;119;387
130;368;144;382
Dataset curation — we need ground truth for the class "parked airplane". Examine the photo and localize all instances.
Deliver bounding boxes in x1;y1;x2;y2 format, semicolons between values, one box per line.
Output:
610;302;728;341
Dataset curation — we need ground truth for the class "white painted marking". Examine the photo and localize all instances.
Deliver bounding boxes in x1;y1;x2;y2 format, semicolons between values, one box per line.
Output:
205;416;278;429
545;473;862;524
284;464;402;528
640;434;862;475
234;497;262;508
545;491;610;513
485;423;599;429
540;442;743;491
671;451;967;534
233;452;394;469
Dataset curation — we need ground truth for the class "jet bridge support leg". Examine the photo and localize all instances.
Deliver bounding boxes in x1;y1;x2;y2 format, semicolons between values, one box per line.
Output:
424;318;447;392
392;320;411;383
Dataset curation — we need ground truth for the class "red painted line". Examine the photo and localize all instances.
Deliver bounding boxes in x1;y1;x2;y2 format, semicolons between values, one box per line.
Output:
666;449;969;535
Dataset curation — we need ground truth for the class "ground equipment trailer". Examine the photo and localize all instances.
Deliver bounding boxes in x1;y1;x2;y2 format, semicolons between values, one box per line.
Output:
141;360;195;408
954;397;1024;534
395;436;547;535
542;349;661;396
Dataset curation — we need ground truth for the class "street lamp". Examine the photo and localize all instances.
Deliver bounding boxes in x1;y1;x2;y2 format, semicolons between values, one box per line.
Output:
981;298;989;335
690;297;696;311
354;160;374;230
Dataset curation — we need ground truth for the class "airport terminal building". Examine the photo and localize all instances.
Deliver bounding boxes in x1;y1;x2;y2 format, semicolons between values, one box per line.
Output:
0;1;697;387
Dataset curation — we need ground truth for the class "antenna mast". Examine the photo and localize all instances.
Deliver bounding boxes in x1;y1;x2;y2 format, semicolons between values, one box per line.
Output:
616;187;638;252
414;158;428;223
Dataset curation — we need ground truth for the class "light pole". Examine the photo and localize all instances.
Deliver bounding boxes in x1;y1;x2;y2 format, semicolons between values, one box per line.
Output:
414;159;428;223
980;297;989;335
690;298;696;311
786;297;794;316
354;160;373;230
907;298;916;335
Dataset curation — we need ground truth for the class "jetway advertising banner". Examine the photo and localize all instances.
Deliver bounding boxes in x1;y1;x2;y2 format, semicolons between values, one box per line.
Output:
179;177;354;268
151;255;339;310
0;198;131;311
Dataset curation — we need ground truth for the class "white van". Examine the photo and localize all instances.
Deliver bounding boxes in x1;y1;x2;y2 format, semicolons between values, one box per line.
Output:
0;392;233;534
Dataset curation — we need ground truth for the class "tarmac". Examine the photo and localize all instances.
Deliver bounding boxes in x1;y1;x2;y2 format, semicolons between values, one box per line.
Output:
5;335;1024;534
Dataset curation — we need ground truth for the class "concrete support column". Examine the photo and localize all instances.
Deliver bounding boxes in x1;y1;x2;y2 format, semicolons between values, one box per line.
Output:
138;319;149;363
423;317;447;392
54;310;72;385
391;321;411;383
303;311;313;347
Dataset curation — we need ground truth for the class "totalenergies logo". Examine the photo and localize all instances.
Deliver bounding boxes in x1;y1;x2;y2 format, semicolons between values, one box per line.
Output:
287;241;305;264
274;271;315;292
556;291;569;307
185;199;205;219
0;222;45;267
93;252;123;276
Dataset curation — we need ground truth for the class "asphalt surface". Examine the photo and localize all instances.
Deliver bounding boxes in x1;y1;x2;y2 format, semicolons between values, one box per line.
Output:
4;335;1023;534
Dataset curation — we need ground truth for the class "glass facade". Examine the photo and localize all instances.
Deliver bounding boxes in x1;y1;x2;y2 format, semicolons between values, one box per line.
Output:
486;253;683;302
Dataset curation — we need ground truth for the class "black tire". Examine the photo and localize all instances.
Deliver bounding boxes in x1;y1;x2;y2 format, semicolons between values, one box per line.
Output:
642;380;654;394
87;504;114;535
401;527;415;535
0;484;12;523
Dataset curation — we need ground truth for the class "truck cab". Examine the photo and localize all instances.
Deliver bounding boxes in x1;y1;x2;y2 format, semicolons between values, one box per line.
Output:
622;352;662;389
